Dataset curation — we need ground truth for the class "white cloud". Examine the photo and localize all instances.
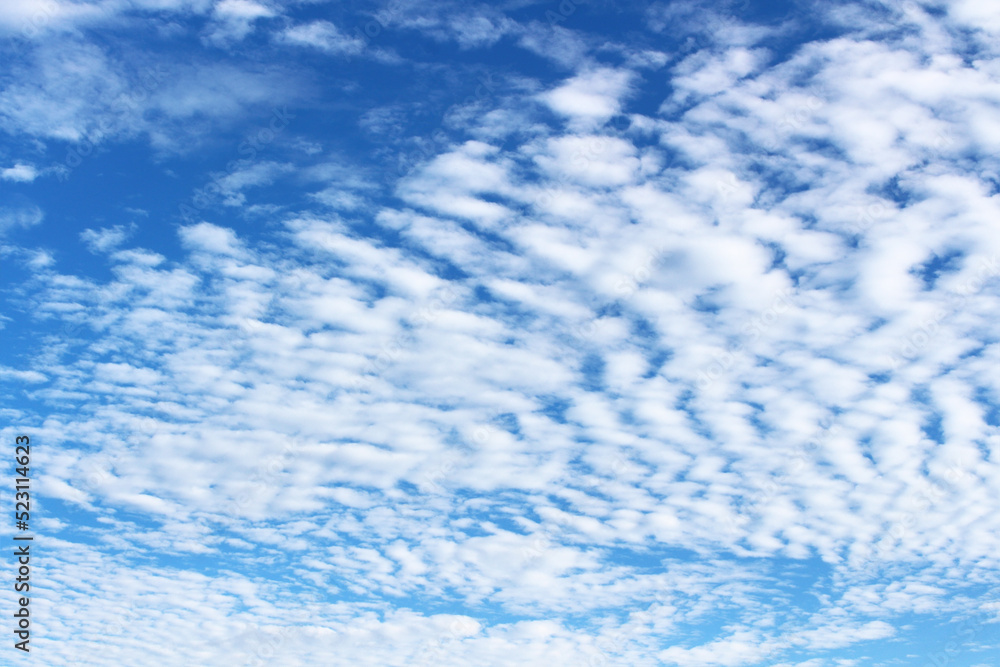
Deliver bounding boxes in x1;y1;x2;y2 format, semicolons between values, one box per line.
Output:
446;13;517;49
0;0;120;37
205;0;275;45
669;46;769;100
380;3;519;50
179;221;245;256
540;67;633;127
0;204;43;235
279;20;365;56
0;40;301;155
0;367;47;383
150;64;297;122
518;23;591;69
211;160;295;206
1;162;39;181
396;140;517;227
81;224;135;252
0;41;130;142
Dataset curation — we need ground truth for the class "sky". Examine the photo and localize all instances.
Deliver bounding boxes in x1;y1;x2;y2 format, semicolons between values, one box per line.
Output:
1;0;1000;665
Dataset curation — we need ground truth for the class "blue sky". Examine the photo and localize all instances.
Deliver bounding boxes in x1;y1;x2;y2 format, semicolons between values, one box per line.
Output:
2;0;1000;665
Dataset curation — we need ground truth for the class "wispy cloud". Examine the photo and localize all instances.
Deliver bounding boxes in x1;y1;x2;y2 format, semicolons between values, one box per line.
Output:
279;20;366;56
0;204;43;235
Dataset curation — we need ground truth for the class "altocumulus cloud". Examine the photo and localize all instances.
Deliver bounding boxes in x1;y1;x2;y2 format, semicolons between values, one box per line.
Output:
1;0;999;665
